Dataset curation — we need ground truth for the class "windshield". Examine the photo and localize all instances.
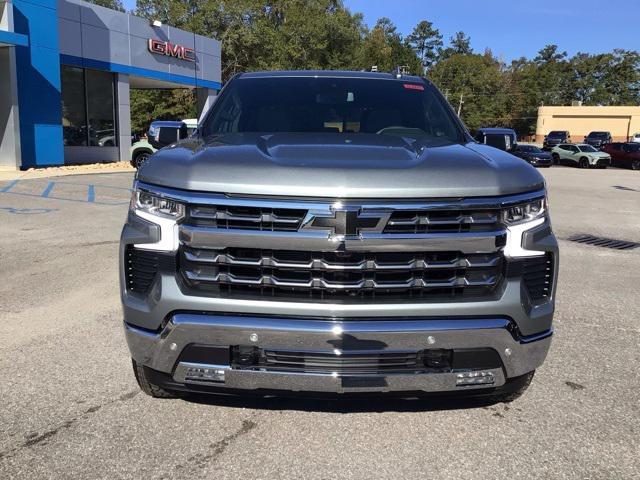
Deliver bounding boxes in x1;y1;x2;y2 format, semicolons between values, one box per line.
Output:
201;76;463;143
578;145;598;152
588;132;608;138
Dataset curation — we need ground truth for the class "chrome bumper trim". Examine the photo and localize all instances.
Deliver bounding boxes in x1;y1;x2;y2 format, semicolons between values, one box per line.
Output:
171;362;506;393
125;315;552;393
179;225;504;253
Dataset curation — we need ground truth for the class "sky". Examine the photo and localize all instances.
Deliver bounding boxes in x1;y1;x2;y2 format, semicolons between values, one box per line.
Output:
122;0;637;61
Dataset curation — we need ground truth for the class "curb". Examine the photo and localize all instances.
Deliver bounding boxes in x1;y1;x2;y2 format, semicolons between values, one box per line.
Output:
0;166;135;182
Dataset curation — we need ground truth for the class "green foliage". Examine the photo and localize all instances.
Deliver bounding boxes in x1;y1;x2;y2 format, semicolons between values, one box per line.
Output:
406;20;443;72
430;53;513;131
84;0;125;11
360;17;421;74
439;31;473;60
130;90;197;134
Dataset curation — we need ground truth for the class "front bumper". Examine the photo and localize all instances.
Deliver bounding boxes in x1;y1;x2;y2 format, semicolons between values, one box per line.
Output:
529;158;553;167
125;314;552;394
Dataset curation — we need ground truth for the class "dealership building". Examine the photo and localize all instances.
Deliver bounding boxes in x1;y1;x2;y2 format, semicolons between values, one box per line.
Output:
536;105;640;143
0;0;221;170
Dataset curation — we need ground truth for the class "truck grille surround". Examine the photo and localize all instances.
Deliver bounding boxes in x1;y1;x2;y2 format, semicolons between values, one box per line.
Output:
165;192;539;303
126;185;553;303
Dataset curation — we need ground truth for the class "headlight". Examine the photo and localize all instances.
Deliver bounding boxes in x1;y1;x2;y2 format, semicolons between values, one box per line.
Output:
502;198;546;226
131;189;185;220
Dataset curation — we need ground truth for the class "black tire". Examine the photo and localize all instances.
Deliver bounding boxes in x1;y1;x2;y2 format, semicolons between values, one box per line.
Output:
632;160;640;171
133;151;151;169
132;359;177;398
579;157;590;169
491;371;535;403
551;153;560;165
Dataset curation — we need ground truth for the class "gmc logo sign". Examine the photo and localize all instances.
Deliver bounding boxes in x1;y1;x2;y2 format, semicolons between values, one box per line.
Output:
148;39;196;62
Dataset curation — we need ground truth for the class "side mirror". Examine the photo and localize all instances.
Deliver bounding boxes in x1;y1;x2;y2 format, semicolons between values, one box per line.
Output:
150;127;181;149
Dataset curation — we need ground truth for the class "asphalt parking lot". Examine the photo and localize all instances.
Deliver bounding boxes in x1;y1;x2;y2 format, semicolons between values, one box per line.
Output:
0;167;639;479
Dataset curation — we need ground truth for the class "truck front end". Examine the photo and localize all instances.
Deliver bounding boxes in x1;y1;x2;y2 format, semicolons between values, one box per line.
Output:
120;71;557;401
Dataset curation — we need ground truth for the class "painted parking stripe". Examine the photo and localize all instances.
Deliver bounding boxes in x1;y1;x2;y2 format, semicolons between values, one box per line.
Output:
1;179;131;205
41;182;55;198
0;179;19;193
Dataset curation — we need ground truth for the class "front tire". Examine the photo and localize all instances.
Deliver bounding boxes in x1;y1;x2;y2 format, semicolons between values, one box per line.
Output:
132;359;177;398
579;157;590;169
133;151;151;169
632;160;640;171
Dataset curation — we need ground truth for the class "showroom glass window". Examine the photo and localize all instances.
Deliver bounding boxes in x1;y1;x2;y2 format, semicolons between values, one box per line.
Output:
60;66;117;147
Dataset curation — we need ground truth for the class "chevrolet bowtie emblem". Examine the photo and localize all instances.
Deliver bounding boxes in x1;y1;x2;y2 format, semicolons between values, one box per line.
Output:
302;205;389;238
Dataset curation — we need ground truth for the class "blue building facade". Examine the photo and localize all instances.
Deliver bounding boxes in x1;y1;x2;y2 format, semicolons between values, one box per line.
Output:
0;0;221;169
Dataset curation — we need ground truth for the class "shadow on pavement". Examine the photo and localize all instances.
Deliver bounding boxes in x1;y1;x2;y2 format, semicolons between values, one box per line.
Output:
180;392;500;413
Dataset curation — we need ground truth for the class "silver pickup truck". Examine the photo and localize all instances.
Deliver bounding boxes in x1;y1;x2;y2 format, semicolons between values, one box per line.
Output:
120;71;558;402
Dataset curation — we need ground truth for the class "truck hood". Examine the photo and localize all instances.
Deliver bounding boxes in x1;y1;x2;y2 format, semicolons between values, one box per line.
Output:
137;133;544;199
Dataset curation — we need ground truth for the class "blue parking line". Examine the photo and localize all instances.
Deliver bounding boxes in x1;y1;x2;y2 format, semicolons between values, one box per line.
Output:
0;179;19;193
41;182;55;198
87;185;95;203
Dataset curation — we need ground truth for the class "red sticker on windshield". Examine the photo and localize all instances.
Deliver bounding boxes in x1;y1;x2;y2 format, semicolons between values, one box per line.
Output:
403;83;424;91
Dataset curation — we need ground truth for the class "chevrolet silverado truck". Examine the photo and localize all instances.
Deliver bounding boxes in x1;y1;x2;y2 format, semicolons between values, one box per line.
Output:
121;71;558;402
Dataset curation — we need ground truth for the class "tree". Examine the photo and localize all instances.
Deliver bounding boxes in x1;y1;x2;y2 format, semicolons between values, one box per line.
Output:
360;17;421;74
85;0;125;11
130;89;197;134
438;31;472;60
406;20;443;72
430;52;512;131
534;44;567;64
450;31;472;55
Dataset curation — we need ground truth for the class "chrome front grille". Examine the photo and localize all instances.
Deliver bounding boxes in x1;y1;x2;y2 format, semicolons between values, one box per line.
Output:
185;203;502;234
384;210;500;234
179;247;504;300
187;205;306;231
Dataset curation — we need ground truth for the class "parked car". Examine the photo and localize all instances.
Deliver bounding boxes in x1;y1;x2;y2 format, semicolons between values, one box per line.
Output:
551;143;611;168
130;119;197;168
543;131;570;150
474;128;517;151
512;144;553;167
630;133;640;143
121;70;557;402
584;131;612;148
602;142;640;170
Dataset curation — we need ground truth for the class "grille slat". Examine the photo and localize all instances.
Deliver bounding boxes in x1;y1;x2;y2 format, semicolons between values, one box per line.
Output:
187;205;307;231
262;350;422;374
521;254;554;301
180;247;503;301
384;210;500;234
125;247;159;293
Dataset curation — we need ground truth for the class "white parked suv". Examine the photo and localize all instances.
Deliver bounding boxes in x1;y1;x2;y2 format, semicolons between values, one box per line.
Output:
630;133;640;143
